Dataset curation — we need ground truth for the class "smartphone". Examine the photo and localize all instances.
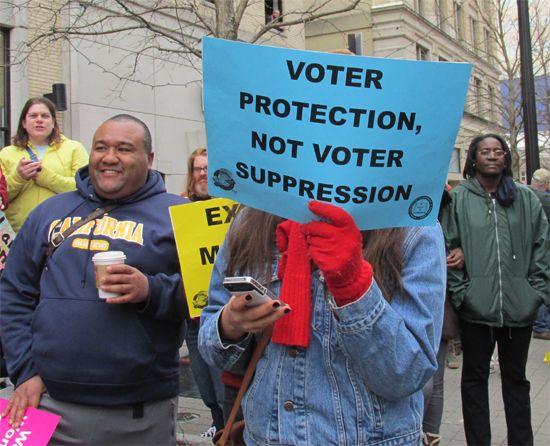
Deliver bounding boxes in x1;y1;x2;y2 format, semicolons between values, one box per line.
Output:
223;276;279;306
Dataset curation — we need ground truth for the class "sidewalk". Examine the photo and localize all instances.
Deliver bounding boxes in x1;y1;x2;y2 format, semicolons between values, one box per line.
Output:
176;337;550;445
0;339;547;445
438;336;550;445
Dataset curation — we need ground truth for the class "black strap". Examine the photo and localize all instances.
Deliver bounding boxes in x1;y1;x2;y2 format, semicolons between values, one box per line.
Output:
47;204;119;257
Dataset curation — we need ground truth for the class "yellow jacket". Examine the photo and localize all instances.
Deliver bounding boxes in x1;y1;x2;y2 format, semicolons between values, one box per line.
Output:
0;136;88;232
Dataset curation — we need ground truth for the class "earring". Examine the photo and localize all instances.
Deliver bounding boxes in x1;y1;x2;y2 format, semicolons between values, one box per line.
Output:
472;162;476;167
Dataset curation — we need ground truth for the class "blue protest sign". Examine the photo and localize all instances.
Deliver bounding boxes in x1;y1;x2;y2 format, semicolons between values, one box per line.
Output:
203;37;471;229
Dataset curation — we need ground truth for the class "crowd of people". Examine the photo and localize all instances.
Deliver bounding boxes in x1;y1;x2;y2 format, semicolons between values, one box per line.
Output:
0;97;548;446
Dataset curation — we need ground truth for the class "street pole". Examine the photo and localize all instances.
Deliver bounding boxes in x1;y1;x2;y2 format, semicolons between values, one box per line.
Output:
517;0;539;182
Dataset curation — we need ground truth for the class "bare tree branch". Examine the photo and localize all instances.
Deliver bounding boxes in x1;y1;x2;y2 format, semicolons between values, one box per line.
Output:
6;0;364;93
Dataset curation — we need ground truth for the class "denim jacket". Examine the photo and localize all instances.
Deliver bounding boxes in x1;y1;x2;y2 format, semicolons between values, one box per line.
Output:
199;224;445;445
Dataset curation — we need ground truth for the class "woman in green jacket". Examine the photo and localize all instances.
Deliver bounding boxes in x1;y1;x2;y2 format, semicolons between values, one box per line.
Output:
0;97;88;232
444;134;549;446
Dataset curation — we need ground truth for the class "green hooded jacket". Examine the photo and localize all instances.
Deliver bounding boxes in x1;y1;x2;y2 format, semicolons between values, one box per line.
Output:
443;178;549;327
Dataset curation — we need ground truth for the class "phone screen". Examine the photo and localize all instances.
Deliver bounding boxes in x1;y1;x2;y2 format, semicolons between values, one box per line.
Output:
224;282;256;293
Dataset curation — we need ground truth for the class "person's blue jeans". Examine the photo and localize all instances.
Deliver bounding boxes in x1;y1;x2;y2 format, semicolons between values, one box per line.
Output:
186;319;225;430
533;304;549;333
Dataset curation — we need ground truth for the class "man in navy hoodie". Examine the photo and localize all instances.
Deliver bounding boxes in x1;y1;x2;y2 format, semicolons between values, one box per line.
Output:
0;114;188;445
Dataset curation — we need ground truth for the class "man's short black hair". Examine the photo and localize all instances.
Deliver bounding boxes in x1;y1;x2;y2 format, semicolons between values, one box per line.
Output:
105;114;153;154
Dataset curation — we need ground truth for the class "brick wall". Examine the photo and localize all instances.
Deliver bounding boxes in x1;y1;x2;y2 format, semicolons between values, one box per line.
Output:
26;0;64;130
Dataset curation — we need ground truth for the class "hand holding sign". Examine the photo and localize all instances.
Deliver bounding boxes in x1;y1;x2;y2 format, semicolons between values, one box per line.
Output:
302;201;373;305
0;394;60;446
1;375;47;428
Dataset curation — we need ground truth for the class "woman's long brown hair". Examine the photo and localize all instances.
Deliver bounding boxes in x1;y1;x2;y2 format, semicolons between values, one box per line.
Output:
226;207;405;301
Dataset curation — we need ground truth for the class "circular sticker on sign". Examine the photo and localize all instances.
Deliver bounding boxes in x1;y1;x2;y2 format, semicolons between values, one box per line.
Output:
212;169;236;191
192;290;208;309
408;196;433;220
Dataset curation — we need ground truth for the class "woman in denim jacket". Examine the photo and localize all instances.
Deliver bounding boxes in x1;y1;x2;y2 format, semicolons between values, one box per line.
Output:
199;201;445;445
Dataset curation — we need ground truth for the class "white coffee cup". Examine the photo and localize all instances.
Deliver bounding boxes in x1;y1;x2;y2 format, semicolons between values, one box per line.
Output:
92;251;126;299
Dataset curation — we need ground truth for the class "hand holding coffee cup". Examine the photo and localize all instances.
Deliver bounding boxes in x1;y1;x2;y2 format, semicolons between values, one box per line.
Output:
92;251;126;299
92;251;150;304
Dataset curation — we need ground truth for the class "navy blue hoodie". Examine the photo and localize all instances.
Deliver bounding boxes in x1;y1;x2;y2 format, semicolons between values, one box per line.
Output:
0;167;188;406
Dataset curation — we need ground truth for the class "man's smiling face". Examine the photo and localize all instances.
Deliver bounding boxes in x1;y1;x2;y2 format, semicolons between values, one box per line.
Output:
89;119;154;200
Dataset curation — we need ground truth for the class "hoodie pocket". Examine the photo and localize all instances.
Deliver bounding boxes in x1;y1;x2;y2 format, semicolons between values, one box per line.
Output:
32;297;155;385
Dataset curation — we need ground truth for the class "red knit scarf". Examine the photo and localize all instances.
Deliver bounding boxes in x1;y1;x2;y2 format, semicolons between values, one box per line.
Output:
273;220;312;347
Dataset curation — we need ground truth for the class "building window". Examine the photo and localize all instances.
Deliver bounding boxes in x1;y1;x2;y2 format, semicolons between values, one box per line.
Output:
416;44;430;61
453;1;463;39
474;77;482;115
470;17;479;50
347;33;363;55
449;147;461;173
520;170;527;183
266;0;284;29
0;28;9;148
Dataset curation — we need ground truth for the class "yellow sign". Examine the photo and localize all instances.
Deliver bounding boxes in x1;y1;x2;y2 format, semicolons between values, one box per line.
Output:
170;198;240;317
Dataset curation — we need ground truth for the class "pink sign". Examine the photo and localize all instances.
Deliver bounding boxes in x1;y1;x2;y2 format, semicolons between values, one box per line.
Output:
0;398;60;446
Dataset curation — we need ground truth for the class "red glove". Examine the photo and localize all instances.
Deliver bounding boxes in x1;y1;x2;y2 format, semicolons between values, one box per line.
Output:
301;201;373;306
